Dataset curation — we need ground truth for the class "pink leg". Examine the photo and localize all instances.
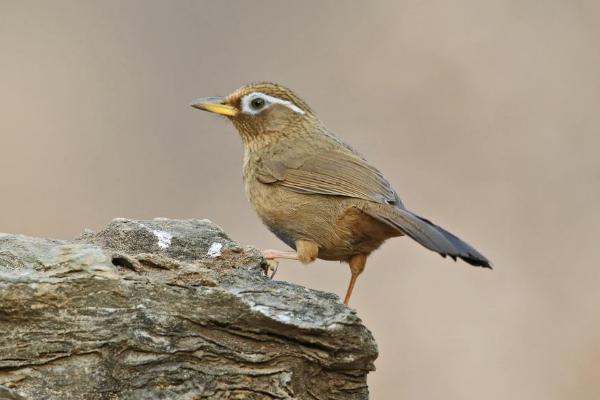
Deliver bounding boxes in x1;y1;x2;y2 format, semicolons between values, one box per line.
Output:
262;249;299;260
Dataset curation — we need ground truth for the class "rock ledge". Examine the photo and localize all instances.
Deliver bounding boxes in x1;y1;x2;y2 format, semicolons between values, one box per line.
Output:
0;218;377;400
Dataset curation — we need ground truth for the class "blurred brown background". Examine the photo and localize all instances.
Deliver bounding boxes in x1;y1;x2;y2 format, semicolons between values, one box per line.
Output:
1;1;599;398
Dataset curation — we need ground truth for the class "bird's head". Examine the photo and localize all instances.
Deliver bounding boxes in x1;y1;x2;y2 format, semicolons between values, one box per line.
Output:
191;82;318;147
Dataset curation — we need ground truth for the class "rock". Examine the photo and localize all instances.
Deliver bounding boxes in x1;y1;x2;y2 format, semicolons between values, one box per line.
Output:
0;218;377;399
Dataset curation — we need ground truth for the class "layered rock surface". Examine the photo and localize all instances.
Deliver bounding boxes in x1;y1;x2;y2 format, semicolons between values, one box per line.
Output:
0;218;377;399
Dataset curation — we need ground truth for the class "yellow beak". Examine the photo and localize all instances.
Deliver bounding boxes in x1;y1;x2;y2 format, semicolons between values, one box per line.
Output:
190;96;238;117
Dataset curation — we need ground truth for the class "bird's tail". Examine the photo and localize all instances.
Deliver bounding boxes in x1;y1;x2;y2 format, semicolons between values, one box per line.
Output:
364;204;492;268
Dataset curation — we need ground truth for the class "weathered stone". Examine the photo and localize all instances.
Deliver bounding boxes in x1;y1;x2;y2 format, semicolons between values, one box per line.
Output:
0;218;377;399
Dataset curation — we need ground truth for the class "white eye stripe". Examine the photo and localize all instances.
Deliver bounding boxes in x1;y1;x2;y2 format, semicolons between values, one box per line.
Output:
241;92;305;115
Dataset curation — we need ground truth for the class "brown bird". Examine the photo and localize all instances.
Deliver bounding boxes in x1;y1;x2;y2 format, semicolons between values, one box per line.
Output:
191;82;491;305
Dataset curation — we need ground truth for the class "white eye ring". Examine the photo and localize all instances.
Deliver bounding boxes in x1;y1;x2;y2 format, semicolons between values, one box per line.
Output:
241;92;305;115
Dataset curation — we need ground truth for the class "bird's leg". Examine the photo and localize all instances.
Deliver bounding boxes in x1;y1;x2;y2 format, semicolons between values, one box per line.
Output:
262;240;319;279
262;249;300;260
343;254;367;305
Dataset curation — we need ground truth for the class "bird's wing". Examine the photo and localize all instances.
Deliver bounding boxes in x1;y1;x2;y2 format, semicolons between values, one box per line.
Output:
255;147;404;207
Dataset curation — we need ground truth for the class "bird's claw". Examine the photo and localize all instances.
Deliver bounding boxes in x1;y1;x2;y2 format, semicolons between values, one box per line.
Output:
263;258;279;279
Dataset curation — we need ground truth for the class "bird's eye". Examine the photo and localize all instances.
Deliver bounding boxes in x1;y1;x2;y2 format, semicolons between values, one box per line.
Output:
250;97;265;109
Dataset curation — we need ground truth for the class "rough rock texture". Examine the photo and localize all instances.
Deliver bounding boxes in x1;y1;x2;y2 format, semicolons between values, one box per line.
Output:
0;218;377;400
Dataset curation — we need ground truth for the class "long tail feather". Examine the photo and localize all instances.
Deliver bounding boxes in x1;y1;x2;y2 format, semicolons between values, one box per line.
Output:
364;204;492;268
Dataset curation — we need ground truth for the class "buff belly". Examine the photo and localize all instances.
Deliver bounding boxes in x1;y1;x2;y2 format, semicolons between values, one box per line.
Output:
245;179;399;261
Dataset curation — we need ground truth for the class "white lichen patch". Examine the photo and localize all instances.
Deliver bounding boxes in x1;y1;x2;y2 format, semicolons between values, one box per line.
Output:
133;330;170;347
136;222;173;249
207;242;222;257
326;322;344;331
83;307;118;314
252;304;294;324
152;230;172;249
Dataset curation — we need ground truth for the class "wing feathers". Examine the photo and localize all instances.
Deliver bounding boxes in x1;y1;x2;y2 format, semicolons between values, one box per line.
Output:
257;149;401;206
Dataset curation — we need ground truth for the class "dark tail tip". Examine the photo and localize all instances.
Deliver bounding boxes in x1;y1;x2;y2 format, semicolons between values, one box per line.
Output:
460;255;493;269
425;218;493;269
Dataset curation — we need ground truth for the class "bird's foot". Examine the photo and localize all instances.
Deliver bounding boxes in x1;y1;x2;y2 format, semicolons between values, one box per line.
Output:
261;249;299;279
262;258;279;279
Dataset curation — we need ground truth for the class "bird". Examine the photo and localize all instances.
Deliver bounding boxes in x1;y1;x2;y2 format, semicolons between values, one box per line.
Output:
191;82;491;305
